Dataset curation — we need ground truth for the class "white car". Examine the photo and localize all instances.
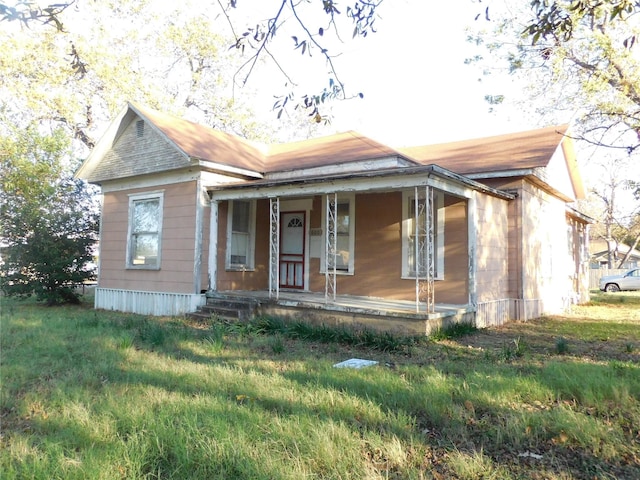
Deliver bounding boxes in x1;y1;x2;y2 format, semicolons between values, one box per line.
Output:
599;268;640;292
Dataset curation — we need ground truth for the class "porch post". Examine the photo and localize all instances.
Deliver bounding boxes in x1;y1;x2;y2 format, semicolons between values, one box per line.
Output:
468;192;477;306
325;193;337;303
269;197;280;299
415;186;435;313
208;199;219;291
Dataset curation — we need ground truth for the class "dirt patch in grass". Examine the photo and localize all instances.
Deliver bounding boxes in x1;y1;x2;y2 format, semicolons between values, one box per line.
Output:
450;317;640;363
443;295;640;364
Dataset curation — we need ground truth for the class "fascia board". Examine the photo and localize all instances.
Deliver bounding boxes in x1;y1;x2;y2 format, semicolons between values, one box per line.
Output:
208;166;515;201
195;159;263;179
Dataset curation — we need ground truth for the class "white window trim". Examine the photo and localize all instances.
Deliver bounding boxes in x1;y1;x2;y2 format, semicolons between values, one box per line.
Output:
401;190;445;280
126;190;164;270
320;193;355;275
226;199;257;271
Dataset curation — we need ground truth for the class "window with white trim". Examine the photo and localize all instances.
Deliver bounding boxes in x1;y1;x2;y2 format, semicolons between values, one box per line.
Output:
127;191;164;269
226;199;256;270
402;190;444;279
321;195;355;273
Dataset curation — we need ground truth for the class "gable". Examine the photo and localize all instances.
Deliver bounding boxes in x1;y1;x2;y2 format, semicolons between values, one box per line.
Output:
543;144;579;200
88;113;189;183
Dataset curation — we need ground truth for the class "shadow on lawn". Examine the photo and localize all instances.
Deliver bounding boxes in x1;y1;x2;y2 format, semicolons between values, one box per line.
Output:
3;298;639;479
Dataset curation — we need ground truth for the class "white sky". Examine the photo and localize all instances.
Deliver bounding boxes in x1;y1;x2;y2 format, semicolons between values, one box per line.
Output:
233;0;539;147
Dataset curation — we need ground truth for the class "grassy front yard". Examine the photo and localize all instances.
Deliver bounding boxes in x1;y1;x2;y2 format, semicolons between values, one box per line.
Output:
1;293;639;479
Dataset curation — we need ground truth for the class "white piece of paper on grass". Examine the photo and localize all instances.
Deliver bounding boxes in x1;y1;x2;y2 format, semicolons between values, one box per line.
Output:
333;358;378;369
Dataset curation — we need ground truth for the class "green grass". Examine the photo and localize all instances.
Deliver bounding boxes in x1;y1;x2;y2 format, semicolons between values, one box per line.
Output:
1;295;639;479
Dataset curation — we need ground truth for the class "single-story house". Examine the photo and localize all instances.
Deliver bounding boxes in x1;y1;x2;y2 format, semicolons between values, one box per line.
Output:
75;103;591;334
590;240;640;269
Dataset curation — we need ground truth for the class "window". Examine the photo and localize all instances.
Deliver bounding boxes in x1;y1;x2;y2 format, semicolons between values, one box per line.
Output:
321;195;355;273
127;192;163;269
402;190;444;279
226;200;256;269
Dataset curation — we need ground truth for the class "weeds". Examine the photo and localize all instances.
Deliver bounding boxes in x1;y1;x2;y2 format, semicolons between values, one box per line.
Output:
250;316;422;353
116;334;135;350
430;321;477;341
555;336;570;355
499;337;528;361
270;334;285;354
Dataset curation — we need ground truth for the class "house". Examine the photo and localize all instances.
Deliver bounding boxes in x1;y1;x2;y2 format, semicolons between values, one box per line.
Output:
75;102;591;334
590;240;640;269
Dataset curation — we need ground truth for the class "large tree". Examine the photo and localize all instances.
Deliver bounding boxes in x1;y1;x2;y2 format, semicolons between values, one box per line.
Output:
0;125;99;305
0;0;382;128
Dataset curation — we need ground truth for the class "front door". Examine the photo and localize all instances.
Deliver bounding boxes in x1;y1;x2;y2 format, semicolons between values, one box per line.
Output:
280;211;305;289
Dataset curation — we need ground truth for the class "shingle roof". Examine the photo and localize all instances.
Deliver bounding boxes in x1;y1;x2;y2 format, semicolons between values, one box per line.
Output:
132;103;266;172
78;103;575;193
263;131;407;172
398;125;569;175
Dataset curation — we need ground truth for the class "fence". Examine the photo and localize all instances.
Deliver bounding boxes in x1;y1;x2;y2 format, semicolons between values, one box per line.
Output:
589;268;626;290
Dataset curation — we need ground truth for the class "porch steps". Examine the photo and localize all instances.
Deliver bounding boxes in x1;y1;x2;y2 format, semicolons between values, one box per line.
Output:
191;294;260;322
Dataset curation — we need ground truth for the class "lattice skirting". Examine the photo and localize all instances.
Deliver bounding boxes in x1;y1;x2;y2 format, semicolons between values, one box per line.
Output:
475;298;547;328
94;288;205;316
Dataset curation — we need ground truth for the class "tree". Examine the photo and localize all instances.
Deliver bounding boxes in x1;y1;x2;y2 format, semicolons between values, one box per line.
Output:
469;0;640;153
1;0;383;125
578;153;640;267
0;125;99;305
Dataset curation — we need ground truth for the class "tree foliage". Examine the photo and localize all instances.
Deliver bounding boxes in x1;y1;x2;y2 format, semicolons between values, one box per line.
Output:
470;0;640;153
0;126;99;305
0;0;382;128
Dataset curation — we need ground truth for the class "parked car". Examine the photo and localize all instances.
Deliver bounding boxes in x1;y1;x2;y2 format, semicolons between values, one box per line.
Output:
599;268;640;292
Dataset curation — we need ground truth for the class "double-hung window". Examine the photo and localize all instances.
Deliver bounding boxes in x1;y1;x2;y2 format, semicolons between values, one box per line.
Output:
226;199;256;270
321;194;355;274
402;190;444;279
127;191;164;269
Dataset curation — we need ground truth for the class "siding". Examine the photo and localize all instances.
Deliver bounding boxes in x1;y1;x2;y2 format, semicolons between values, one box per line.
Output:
217;191;469;304
475;193;509;302
99;181;199;294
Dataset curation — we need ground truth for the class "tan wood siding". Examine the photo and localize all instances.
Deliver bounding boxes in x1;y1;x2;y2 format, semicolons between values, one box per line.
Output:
99;181;199;294
475;194;509;301
435;197;468;304
217;192;469;304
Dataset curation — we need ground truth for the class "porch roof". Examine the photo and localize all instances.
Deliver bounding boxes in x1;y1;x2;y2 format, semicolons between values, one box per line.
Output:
206;163;516;201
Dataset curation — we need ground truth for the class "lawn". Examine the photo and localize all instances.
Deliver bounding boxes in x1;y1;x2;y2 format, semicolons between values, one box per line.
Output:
1;292;639;479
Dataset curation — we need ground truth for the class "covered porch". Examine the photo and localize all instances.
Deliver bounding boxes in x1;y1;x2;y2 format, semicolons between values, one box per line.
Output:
204;165;512;332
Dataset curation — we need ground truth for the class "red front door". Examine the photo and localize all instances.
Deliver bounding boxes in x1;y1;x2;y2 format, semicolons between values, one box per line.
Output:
279;212;305;289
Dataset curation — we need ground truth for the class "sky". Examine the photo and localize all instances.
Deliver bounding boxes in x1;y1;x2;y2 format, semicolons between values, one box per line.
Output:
234;0;538;148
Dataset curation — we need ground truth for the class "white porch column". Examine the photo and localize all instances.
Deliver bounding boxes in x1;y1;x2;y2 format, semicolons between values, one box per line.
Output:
208;199;219;291
415;186;435;313
325;193;337;303
468;192;478;306
269;197;280;299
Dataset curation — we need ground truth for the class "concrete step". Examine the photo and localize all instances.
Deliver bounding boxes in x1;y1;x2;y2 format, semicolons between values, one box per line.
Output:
192;295;260;321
